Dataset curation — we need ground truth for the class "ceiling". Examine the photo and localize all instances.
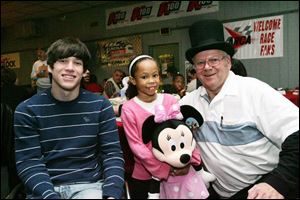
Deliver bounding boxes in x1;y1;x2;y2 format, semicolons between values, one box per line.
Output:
1;1;111;28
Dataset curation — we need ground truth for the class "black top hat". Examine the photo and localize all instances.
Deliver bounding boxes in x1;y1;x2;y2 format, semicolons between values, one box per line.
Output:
185;19;235;64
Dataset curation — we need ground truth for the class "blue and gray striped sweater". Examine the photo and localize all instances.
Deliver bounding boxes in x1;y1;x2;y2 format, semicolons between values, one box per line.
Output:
14;88;124;199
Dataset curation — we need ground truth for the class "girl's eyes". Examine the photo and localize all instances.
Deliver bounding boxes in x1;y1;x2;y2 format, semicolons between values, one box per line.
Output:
140;74;159;79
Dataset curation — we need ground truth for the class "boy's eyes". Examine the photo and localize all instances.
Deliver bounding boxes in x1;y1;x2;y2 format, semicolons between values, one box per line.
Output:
74;61;83;65
57;59;83;65
57;59;66;63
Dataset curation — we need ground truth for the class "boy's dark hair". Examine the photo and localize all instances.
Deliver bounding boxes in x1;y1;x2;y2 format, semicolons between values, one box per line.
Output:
46;37;91;71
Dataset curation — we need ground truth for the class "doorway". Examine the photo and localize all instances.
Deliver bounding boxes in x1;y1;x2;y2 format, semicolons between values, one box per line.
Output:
149;43;179;81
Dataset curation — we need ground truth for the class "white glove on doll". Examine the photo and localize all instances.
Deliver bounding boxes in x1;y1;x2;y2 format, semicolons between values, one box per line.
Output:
199;168;216;188
147;192;160;199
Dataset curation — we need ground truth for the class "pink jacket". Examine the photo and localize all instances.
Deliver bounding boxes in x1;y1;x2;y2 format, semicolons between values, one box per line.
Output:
121;94;201;180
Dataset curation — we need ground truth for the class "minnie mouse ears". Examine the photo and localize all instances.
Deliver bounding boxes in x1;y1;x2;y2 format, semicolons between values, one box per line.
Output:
180;105;204;129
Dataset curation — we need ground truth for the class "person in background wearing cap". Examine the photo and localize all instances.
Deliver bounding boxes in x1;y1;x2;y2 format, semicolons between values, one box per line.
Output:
180;19;299;199
163;66;177;84
14;37;124;199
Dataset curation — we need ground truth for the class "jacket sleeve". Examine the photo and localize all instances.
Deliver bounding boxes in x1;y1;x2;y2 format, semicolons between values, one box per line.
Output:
262;131;299;198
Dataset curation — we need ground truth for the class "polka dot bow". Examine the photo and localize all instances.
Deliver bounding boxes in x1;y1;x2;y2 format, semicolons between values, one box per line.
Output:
154;103;183;123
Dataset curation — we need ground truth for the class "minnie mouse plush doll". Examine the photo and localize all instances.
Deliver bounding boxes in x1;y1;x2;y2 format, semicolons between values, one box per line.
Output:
142;103;216;199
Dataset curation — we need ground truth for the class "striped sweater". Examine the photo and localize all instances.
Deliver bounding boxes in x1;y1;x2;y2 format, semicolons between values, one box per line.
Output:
14;88;124;199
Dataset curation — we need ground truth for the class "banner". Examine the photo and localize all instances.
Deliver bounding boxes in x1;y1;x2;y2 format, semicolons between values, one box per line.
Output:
1;53;21;69
224;15;283;59
98;35;142;67
106;1;219;29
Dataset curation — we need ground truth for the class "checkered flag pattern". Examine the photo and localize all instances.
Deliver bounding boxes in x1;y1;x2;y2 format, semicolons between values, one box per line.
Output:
233;25;252;36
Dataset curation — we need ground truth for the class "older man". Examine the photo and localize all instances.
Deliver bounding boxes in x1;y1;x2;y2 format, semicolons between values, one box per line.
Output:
103;69;124;98
180;19;299;199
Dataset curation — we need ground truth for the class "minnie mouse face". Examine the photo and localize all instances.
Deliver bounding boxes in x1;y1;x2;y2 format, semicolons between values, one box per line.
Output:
152;124;196;168
142;105;203;169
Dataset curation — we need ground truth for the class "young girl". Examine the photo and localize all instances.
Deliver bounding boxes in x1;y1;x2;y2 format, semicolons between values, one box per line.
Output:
121;55;201;199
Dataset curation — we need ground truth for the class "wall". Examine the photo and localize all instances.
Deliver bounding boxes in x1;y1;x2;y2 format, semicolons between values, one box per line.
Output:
2;1;299;89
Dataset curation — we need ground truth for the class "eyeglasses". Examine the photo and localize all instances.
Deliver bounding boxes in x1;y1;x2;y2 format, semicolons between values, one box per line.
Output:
194;55;227;69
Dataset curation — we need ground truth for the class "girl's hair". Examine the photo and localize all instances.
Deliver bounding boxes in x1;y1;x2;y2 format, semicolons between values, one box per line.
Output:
126;55;158;99
46;37;91;71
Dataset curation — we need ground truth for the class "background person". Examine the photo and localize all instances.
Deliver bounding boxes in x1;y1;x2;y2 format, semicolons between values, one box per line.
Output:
163;66;177;85
230;58;247;77
30;47;51;93
81;69;103;94
81;68;91;88
1;67;32;111
163;74;186;98
14;37;124;199
186;68;202;93
1;67;32;193
85;73;103;94
180;19;299;199
103;69;124;98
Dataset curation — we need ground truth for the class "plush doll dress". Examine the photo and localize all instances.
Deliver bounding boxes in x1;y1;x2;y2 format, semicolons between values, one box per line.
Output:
159;167;209;199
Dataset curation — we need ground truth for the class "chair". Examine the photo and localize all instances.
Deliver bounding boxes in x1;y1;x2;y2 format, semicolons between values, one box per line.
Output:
1;103;25;199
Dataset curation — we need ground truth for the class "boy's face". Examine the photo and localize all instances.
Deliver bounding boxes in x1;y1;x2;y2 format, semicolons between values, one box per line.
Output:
48;56;84;91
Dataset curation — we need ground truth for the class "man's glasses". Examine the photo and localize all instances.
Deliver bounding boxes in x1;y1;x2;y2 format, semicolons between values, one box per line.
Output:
194;55;226;69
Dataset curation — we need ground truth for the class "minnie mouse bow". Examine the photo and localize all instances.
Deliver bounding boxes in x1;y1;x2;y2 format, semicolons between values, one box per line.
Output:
154;103;183;123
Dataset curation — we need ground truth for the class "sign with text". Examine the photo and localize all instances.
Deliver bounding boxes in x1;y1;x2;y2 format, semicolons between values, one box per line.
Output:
1;52;21;69
106;1;219;29
98;35;142;67
224;15;283;59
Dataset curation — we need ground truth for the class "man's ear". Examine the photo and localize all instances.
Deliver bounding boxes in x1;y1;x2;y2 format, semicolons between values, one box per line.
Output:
180;105;203;126
142;116;156;144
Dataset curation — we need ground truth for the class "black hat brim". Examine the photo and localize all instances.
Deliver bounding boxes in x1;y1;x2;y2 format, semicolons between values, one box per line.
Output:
185;42;235;64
